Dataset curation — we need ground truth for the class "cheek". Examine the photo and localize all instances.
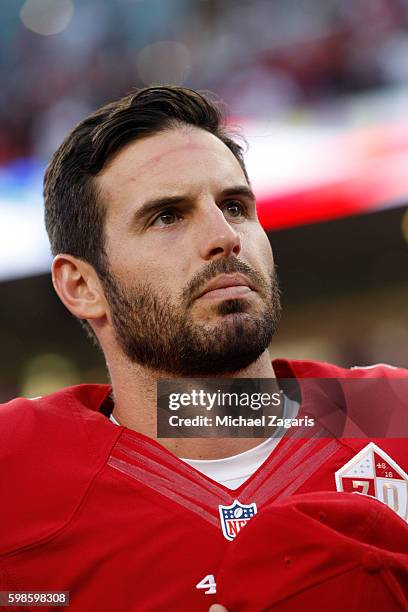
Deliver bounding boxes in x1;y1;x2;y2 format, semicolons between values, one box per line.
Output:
243;225;274;271
260;230;274;263
106;236;171;288
126;256;186;301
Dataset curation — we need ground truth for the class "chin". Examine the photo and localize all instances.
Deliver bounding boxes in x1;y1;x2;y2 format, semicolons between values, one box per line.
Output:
216;297;254;316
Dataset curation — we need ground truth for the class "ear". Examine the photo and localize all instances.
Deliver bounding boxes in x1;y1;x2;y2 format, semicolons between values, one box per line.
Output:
51;254;107;322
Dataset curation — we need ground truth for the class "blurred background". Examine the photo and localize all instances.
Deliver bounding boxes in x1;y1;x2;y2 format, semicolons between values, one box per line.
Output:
1;0;408;401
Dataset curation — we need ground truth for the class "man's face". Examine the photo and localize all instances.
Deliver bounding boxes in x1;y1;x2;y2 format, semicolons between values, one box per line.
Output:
97;125;281;376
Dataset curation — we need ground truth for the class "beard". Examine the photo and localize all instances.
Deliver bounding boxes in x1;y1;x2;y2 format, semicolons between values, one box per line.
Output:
99;257;281;376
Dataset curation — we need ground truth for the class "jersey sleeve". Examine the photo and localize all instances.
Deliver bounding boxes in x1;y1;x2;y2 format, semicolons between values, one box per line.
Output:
0;388;119;556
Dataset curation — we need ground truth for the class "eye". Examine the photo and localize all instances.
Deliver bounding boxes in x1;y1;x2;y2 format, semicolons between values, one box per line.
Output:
151;209;180;227
223;200;246;219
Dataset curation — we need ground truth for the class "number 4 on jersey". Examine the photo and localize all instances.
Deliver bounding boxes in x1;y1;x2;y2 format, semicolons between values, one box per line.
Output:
196;574;216;595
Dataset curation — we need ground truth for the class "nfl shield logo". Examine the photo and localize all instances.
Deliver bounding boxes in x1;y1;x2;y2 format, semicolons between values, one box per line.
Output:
219;499;258;541
335;442;408;522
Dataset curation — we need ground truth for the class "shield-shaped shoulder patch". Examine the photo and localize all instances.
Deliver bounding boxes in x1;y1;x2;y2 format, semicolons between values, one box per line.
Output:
335;442;408;521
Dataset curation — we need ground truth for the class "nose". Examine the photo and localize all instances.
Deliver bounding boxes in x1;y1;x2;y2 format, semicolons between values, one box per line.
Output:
198;203;242;261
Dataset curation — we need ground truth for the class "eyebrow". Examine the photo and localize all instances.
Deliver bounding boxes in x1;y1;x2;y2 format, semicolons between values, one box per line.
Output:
130;185;256;228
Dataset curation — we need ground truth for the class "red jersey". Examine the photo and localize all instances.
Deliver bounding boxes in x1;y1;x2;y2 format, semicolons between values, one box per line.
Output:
0;359;407;611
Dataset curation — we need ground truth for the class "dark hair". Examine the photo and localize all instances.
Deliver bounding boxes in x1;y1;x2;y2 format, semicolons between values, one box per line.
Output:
44;86;248;338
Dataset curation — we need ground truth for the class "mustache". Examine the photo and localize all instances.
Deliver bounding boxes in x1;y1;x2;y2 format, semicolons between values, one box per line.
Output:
182;257;272;307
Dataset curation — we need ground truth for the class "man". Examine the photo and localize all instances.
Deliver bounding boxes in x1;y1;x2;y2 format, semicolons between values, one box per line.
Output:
0;86;407;611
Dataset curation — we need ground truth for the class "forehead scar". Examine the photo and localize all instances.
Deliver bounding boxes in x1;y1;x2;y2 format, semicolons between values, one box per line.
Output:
148;141;216;165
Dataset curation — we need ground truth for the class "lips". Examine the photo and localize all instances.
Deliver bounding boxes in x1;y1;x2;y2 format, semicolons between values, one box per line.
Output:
197;273;256;300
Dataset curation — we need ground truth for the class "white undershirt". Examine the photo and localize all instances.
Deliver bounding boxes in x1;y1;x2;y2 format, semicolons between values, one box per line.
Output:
109;396;299;489
181;436;282;489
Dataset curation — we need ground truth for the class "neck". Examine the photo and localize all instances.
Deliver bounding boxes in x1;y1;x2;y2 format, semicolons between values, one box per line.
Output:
109;350;276;459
